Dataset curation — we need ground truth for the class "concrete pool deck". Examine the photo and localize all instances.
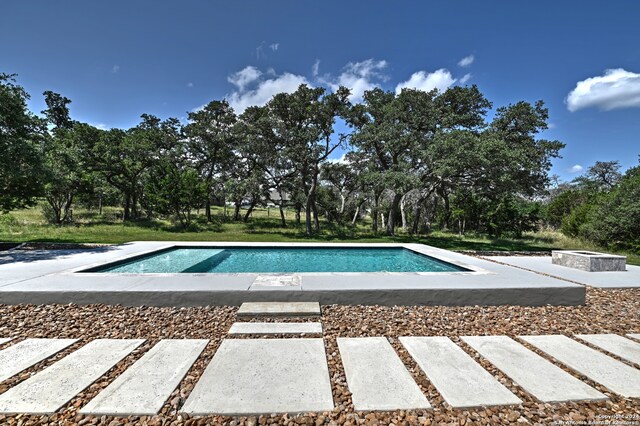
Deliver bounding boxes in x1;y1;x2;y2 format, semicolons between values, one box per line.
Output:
487;255;640;288
0;242;585;306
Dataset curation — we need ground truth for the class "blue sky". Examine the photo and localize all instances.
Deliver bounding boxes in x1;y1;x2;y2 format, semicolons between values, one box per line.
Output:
2;0;639;181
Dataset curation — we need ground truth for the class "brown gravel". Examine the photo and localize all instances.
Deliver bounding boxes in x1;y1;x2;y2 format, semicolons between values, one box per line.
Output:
0;287;638;425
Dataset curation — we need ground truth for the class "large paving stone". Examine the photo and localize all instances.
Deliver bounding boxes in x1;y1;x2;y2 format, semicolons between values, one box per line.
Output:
0;339;144;414
228;322;322;335
628;334;640;341
337;337;431;411
576;334;640;365
400;336;521;408
80;339;208;415
462;336;606;403
0;338;77;382
0;338;11;345
520;335;640;398
182;338;333;415
236;302;320;317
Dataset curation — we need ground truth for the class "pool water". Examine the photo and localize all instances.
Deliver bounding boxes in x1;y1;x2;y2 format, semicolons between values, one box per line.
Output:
89;247;468;273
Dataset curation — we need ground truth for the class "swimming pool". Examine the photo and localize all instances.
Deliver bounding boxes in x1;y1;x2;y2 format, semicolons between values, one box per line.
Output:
86;246;470;273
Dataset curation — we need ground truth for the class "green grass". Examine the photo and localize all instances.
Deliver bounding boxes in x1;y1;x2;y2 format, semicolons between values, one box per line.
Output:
1;204;638;265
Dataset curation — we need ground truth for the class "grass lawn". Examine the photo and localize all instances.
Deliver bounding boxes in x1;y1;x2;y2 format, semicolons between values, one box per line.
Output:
2;204;639;265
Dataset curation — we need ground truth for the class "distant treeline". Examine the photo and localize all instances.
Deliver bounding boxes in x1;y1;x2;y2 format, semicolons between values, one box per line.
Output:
1;72;637;249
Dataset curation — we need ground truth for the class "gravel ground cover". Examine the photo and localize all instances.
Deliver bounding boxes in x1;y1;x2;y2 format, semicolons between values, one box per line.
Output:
0;287;638;425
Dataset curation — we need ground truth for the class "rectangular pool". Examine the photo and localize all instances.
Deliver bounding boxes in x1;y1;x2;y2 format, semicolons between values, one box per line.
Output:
85;247;470;274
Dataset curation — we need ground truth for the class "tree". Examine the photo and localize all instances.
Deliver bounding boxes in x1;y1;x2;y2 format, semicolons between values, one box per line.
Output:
0;73;45;212
579;160;622;190
40;92;99;224
265;84;352;235
42;91;72;129
184;100;237;221
89;115;180;220
145;159;208;229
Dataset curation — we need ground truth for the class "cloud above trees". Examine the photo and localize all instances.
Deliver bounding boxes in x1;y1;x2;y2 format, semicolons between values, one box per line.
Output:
227;66;309;113
225;58;474;112
395;69;456;94
458;55;474;67
566;68;640;112
320;59;389;103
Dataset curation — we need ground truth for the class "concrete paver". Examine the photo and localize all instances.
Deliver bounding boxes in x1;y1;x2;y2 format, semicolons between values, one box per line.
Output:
182;338;333;415
0;339;144;414
80;339;208;415
236;302;320;317
228;322;322;335
0;338;11;345
627;334;640;341
0;338;78;382
462;336;606;402
520;335;640;398
400;336;521;408
575;334;640;365
337;337;431;411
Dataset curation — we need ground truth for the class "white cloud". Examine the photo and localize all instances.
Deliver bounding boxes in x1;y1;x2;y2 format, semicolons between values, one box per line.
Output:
569;164;583;173
227;68;309;113
321;59;388;103
228;66;263;92
270;43;279;51
94;123;108;130
566;68;640;112
327;153;348;164
187;82;194;88
111;65;120;73
312;59;320;77
458;55;474;67
459;73;472;84
395;69;456;94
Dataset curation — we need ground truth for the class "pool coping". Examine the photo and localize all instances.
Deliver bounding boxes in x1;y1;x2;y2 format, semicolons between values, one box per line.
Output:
0;242;586;307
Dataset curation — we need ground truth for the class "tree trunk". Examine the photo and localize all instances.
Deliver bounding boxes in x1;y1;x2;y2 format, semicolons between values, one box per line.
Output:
351;202;361;226
400;193;407;232
386;193;402;236
279;204;286;227
233;201;241;221
295;205;301;225
311;201;320;232
411;205;422;235
305;197;313;235
243;200;256;222
205;199;212;222
123;194;131;220
441;191;451;230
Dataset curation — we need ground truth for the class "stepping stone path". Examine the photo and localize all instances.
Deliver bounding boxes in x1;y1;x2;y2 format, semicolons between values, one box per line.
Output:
400;336;522;408
576;334;640;365
182;338;333;415
228;322;322;335
0;338;77;382
236;301;320;317
337;337;431;411
462;336;606;402
81;339;208;416
0;331;638;415
0;339;144;414
521;335;640;398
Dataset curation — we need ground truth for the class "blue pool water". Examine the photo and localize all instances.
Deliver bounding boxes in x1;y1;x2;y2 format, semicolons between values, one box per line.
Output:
88;247;468;273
